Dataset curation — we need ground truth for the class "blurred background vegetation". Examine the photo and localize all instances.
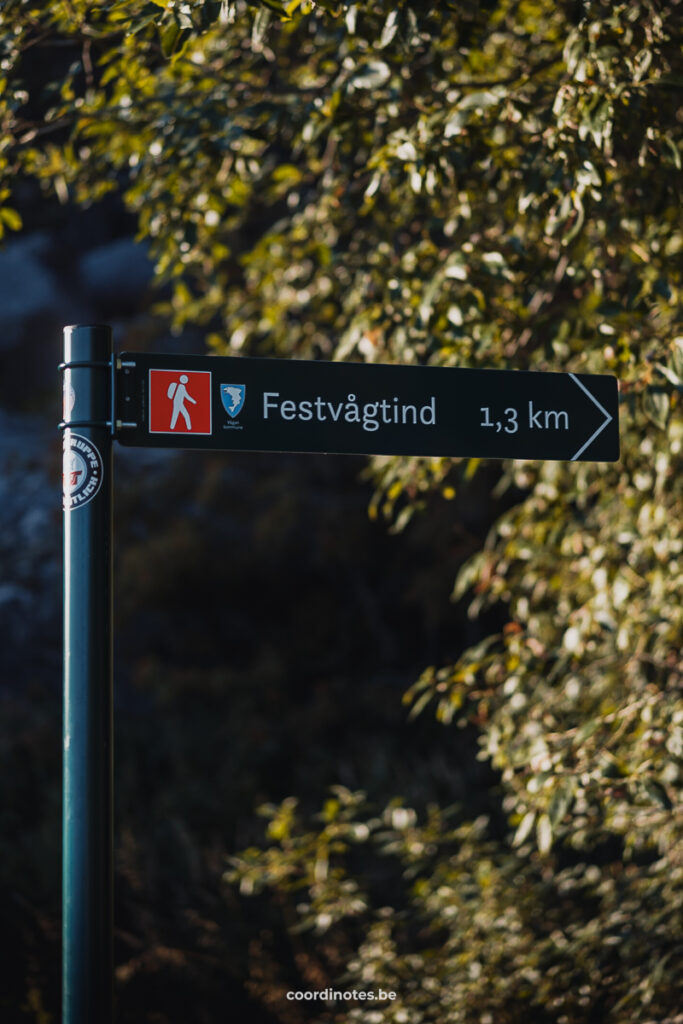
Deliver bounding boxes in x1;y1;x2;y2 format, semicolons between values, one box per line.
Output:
0;0;681;1021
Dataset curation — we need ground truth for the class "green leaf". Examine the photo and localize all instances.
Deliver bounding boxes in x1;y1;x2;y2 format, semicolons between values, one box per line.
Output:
379;10;399;49
513;810;536;847
160;20;180;57
654;363;683;388
458;89;504;112
548;781;574;827
672;338;683;382
0;207;22;231
253;0;287;14
536;813;553;855
272;164;303;183
399;7;419;47
347;61;391;92
643;779;672;810
642;389;670;430
407;689;434;720
252;7;271;48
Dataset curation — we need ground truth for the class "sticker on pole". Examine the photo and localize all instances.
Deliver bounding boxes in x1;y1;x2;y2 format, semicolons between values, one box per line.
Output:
63;433;103;510
63;379;76;419
149;369;212;434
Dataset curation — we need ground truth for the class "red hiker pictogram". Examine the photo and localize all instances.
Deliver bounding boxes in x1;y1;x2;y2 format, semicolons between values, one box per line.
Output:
149;369;212;434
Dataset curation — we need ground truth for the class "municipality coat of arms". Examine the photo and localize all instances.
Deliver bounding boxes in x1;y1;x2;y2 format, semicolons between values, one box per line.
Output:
220;384;246;418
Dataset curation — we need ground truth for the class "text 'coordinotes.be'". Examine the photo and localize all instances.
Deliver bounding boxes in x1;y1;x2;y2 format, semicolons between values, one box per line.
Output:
114;353;620;463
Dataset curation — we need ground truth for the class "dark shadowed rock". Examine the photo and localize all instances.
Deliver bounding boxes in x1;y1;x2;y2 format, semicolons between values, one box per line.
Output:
79;238;155;310
0;234;62;351
0;232;100;405
0;409;61;683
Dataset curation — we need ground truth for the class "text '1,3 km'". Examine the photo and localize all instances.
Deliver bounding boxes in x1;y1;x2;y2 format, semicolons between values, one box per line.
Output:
115;354;619;463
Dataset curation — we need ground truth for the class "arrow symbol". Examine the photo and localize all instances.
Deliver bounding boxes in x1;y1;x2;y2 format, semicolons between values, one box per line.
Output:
568;373;614;461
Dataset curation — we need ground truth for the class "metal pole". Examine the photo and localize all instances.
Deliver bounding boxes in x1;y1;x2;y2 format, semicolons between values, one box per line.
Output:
61;324;114;1024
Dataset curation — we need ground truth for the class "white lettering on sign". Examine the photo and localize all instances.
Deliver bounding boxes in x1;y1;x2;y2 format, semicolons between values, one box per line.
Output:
262;393;436;432
528;401;569;430
479;404;570;433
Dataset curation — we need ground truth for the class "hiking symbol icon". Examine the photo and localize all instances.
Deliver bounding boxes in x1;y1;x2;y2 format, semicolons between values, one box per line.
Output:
167;374;197;430
149;368;213;436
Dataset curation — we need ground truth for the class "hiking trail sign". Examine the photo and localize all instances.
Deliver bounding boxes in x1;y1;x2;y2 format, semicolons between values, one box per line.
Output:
60;324;619;1024
116;350;619;462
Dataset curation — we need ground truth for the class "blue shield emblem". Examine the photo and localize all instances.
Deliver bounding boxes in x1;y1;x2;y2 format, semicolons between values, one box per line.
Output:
220;384;246;418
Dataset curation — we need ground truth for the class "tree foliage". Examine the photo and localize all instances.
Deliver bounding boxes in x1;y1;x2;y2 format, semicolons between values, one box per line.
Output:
2;0;682;1019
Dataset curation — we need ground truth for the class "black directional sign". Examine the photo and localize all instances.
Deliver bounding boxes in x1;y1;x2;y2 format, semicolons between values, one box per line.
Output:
115;352;619;462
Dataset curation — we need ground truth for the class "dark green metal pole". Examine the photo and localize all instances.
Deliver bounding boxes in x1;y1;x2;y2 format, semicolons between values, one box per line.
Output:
61;324;114;1024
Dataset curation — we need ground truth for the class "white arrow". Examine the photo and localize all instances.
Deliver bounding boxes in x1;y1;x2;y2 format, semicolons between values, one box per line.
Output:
568;373;614;461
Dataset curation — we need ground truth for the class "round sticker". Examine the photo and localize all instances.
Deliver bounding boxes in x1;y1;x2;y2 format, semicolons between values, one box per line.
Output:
63;433;103;510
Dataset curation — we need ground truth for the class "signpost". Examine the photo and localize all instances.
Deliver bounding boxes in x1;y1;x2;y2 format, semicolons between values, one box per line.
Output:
61;325;619;1023
61;325;113;1024
116;351;619;462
